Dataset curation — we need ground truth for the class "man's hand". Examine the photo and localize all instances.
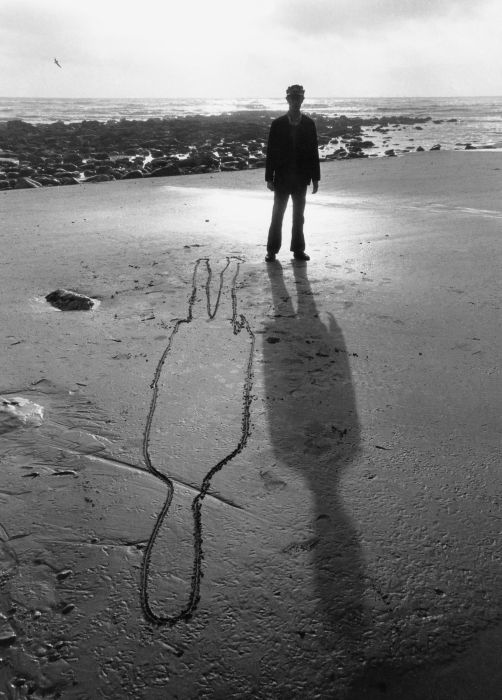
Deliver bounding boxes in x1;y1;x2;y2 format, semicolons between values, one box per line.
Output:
267;181;275;191
312;181;319;194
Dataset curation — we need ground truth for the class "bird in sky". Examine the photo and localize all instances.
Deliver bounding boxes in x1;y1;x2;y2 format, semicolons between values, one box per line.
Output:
54;58;62;68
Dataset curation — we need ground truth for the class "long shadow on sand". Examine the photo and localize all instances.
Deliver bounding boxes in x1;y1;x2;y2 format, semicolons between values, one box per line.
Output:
263;261;365;653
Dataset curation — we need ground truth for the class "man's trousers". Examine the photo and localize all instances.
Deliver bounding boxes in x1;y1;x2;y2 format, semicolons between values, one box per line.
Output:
267;184;307;255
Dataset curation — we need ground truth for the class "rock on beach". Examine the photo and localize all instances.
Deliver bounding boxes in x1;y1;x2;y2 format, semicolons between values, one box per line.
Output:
45;289;95;311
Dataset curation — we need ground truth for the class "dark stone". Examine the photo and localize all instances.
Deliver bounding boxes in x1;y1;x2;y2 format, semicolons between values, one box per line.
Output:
465;144;476;150
14;176;42;188
174;156;198;168
220;161;241;171
96;164;113;174
84;173;113;182
41;164;58;174
430;144;441;151
55;169;80;178
148;164;180;177
62;152;83;165
149;157;170;169
59;176;80;186
36;175;61;186
45;289;94;311
248;156;266;168
416;146;425;152
122;169;144;179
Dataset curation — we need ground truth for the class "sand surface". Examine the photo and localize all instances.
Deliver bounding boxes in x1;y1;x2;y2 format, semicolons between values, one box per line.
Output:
0;151;501;698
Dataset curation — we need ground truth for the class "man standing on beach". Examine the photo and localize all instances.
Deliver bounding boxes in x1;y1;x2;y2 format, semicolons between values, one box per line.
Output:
265;84;320;262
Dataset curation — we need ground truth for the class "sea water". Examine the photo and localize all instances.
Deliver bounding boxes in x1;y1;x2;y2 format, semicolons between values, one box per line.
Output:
0;95;501;151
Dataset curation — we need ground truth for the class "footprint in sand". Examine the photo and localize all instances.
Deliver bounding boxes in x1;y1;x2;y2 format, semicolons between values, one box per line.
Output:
140;257;255;624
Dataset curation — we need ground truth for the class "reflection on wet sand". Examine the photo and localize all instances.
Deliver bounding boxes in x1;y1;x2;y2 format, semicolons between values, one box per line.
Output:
263;262;365;654
0;380;162;696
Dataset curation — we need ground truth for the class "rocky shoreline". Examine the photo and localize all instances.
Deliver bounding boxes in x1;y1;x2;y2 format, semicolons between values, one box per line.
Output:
0;111;456;190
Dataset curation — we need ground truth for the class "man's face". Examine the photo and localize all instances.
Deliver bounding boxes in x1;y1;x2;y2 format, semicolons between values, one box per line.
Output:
287;94;304;109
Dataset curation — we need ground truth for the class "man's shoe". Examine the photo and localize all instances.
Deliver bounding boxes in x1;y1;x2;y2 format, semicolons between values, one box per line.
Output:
293;252;310;261
265;253;276;262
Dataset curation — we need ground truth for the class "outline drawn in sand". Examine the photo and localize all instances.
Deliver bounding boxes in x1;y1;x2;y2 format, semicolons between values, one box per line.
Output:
140;257;255;625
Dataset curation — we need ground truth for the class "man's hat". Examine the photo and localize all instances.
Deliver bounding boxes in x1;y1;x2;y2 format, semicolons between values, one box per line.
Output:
286;84;305;97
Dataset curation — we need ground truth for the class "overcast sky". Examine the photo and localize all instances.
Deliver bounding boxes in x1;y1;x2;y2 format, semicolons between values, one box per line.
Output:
1;0;501;98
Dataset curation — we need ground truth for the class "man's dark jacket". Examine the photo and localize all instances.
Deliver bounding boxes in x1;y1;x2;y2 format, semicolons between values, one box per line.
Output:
265;114;321;187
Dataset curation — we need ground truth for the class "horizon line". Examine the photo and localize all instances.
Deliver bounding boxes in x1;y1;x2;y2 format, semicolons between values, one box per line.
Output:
1;94;502;101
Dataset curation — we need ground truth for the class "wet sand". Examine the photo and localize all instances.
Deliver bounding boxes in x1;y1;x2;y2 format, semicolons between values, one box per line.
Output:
1;151;501;698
